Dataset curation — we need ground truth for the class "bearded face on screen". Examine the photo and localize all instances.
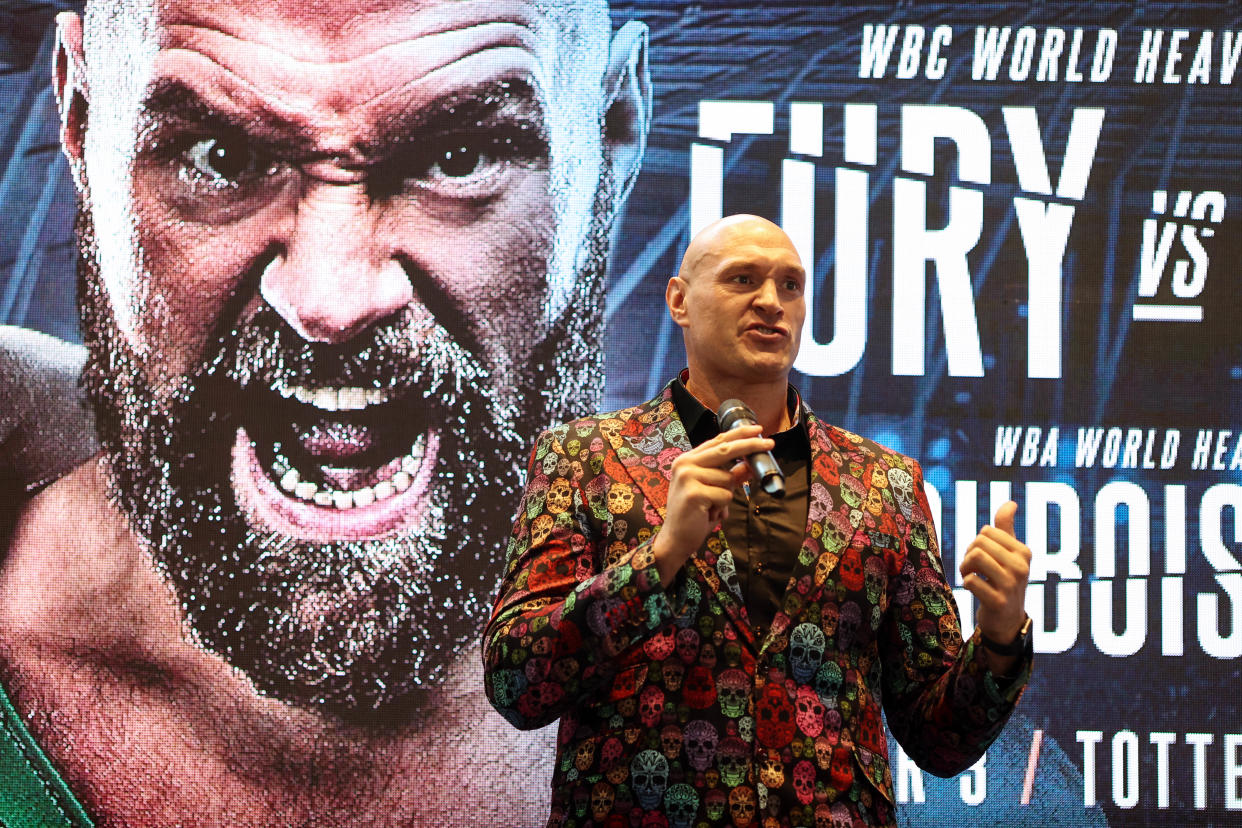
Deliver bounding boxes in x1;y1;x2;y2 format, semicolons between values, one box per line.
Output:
65;0;645;711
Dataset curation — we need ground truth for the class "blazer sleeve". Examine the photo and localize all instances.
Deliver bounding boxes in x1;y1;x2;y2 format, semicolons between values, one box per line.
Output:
482;424;686;730
878;458;1031;777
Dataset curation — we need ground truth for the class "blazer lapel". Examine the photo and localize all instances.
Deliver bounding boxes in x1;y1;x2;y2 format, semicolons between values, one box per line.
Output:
604;384;757;650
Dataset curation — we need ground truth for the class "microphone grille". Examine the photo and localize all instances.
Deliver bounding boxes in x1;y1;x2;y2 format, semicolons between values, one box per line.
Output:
716;399;756;431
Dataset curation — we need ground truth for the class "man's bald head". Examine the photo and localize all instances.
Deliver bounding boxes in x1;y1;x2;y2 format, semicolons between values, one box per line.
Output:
676;214;797;284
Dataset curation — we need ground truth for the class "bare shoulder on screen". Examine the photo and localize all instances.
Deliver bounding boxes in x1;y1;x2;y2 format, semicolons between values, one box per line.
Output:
0;326;98;494
0;515;556;828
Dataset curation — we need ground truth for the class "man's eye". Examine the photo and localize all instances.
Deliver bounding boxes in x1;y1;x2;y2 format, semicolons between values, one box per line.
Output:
183;136;265;186
407;128;547;196
425;135;516;183
433;142;490;179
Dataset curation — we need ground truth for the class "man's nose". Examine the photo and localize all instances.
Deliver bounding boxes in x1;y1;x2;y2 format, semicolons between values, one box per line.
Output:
752;277;782;312
260;182;413;343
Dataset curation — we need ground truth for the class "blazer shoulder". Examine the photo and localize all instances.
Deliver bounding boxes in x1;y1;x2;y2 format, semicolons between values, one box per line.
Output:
808;413;922;474
542;391;675;443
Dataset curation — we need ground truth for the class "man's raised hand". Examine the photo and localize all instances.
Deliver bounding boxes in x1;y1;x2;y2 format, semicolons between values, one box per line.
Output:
959;500;1032;674
651;425;773;586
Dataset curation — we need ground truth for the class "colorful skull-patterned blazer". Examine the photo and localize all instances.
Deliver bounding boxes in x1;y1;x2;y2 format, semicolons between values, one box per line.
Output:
483;382;1030;828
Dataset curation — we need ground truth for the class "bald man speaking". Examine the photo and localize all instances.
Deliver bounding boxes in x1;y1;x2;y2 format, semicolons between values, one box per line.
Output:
485;215;1034;827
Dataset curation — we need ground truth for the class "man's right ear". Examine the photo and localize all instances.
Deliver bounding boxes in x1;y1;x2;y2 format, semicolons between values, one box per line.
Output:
665;276;690;329
600;20;652;221
53;12;89;192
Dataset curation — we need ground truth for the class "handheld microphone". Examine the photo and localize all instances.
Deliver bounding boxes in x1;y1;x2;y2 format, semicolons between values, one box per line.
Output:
716;399;785;498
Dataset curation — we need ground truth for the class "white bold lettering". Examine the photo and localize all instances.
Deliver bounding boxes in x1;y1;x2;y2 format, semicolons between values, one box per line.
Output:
1150;732;1177;808
1111;731;1140;809
1162;429;1180;468
1009;26;1037;81
1039;428;1059;467
1135;30;1163;83
1138;219;1178;297
1192;429;1214;470
859;24;901;78
1221;32;1242;84
893;106;989;377
1091;578;1147;657
1188;733;1214;809
1198;485;1242;659
1164;29;1189;83
1095;481;1151;577
1091;29;1118;81
1020;427;1043;466
1014;198;1074;378
995;427;1024;465
1026;481;1081;654
893;741;926;803
926;26;952;80
1226;734;1242;810
1121;428;1144;468
1162;577;1184;656
1188;31;1214;84
897;25;925;79
960;755;986;806
1166;484;1188;574
1076;428;1106;467
972;27;1011;81
1078;731;1105;807
1101;427;1123;467
1215;431;1235;470
791;104;873;377
1064;28;1086;82
1028;482;1083;580
1036;27;1065;82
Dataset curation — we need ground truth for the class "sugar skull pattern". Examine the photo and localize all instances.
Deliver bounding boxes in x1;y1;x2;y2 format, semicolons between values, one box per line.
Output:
484;383;1029;827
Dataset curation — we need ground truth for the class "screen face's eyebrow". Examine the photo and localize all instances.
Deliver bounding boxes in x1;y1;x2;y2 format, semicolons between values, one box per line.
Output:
417;77;545;126
135;77;308;159
135;75;550;165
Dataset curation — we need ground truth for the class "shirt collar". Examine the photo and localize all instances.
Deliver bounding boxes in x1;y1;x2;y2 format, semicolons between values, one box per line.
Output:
670;369;803;448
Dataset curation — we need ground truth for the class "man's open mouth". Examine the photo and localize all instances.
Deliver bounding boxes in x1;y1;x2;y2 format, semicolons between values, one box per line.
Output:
747;323;787;338
230;380;440;542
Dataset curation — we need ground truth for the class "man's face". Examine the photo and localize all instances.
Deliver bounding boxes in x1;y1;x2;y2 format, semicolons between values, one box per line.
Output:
672;220;806;388
62;0;643;710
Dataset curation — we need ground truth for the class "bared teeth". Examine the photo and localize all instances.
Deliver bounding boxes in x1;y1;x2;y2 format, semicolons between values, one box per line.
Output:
268;435;426;510
338;388;368;410
313;388;339;411
275;383;391;412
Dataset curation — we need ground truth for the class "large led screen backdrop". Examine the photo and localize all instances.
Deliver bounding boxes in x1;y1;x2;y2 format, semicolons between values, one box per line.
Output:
2;1;1241;826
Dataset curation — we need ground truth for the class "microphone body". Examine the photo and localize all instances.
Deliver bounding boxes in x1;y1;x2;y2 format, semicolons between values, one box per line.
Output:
716;399;786;498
